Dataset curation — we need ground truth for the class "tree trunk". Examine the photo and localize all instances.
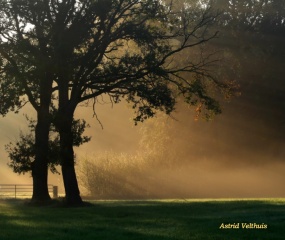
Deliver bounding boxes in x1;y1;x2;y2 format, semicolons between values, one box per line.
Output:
57;113;83;205
62;161;83;204
31;111;51;202
31;70;53;203
56;64;82;205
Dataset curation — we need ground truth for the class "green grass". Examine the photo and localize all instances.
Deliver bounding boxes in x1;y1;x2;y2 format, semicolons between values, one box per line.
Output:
0;198;285;240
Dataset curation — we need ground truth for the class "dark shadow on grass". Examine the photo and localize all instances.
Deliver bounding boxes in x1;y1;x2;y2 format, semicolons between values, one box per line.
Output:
2;197;94;208
1;199;285;240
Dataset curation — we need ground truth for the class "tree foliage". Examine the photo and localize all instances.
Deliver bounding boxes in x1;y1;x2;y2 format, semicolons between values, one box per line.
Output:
6;117;90;175
0;0;232;120
0;0;235;202
214;0;285;33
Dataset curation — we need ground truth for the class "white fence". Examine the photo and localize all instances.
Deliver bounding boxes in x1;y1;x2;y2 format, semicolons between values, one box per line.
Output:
0;184;58;199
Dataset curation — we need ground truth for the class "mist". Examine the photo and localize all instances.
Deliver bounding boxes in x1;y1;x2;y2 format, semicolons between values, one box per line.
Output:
1;1;285;199
1;84;285;198
75;92;285;199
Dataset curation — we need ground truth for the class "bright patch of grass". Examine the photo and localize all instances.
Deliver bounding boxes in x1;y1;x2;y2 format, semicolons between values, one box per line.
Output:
0;198;284;240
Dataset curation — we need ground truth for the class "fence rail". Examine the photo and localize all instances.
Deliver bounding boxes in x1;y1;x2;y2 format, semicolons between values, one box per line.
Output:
0;184;58;199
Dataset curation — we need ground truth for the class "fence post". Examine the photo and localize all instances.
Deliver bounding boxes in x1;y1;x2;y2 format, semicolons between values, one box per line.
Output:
15;185;16;199
53;186;58;198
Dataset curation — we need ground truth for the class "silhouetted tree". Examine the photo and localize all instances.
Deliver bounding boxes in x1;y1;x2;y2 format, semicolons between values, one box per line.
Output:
6;117;90;175
0;0;234;204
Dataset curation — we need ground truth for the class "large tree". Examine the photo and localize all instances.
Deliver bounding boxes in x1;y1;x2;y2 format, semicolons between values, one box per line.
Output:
0;0;233;204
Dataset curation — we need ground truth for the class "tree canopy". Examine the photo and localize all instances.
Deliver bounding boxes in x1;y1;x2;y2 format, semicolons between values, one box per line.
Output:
0;0;234;203
0;0;231;119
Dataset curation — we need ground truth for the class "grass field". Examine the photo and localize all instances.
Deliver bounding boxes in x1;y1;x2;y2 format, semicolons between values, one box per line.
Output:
0;198;284;240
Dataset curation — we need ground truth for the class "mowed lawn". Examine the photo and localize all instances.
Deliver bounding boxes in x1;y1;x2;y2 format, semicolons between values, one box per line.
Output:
0;198;285;240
